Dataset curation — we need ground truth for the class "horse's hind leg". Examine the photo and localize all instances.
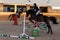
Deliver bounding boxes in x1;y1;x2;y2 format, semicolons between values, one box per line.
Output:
45;21;53;34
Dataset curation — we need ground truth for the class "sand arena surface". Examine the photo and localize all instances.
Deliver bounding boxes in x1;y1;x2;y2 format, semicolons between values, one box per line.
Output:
0;19;60;40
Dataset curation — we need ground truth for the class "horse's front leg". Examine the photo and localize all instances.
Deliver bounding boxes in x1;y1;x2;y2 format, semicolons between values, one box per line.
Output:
29;18;34;23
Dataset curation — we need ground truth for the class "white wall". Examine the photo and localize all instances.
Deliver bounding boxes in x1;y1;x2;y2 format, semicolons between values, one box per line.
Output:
0;0;60;6
1;0;28;4
50;0;60;6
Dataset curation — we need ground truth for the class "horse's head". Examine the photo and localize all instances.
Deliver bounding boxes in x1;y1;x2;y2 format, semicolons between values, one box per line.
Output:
26;9;36;18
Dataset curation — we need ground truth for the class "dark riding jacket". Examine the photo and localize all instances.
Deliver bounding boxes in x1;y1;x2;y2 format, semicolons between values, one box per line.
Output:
34;5;39;12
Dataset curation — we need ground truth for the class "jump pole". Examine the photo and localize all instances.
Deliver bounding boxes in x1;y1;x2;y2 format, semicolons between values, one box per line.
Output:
19;15;34;39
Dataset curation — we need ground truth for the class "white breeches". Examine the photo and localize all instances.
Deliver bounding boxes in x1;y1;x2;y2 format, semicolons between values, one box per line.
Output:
36;10;40;15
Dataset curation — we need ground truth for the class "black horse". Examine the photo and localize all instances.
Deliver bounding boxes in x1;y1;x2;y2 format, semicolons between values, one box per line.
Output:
25;9;58;34
26;9;58;24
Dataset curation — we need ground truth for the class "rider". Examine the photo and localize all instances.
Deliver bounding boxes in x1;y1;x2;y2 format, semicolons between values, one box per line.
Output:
33;3;43;28
33;3;40;15
33;3;43;21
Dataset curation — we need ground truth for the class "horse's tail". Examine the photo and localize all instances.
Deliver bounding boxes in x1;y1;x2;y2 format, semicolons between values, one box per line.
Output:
49;16;58;24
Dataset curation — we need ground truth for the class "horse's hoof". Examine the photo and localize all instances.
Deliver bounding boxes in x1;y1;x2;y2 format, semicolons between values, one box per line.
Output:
51;32;53;34
47;32;49;34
